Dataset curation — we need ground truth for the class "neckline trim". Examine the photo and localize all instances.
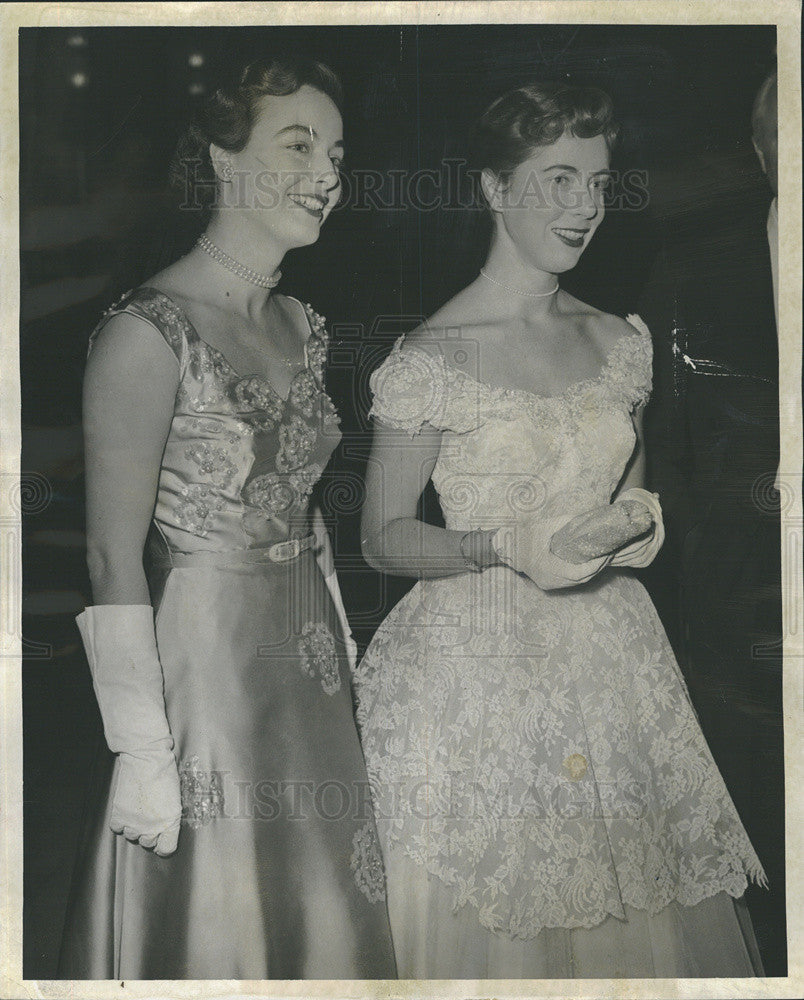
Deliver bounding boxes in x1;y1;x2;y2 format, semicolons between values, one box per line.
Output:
134;286;318;405
395;320;648;408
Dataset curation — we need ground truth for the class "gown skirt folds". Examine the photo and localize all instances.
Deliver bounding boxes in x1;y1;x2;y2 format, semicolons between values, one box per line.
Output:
353;316;767;979
58;288;396;979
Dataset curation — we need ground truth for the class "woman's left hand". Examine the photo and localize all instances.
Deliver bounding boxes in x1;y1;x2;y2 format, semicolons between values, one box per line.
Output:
609;488;665;568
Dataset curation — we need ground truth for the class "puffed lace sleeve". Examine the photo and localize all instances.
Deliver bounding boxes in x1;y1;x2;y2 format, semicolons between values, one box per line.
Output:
617;313;653;410
368;339;485;436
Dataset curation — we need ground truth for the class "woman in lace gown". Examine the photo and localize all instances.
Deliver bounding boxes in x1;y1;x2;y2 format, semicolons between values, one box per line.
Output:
354;82;766;978
58;57;395;979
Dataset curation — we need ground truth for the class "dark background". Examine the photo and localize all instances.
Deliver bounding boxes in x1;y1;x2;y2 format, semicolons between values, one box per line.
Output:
19;24;785;978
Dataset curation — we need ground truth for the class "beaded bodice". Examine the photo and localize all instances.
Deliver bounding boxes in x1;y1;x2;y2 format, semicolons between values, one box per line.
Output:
89;287;341;553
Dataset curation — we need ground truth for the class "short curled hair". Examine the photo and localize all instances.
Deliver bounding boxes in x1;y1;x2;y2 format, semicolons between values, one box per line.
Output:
471;81;619;187
170;55;343;207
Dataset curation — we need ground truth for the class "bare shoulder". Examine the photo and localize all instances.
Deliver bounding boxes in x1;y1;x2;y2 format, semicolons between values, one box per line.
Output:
272;293;316;345
559;291;643;350
402;286;490;362
591;311;643;346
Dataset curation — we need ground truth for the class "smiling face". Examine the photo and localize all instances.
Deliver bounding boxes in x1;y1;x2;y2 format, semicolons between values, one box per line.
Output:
218;84;344;252
487;131;612;274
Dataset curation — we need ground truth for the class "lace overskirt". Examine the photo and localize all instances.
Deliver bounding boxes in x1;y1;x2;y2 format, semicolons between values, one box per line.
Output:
354;566;766;941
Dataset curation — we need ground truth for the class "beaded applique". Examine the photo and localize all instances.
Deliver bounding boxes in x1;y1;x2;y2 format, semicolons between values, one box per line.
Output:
297;621;340;695
241;462;323;516
241;473;295;517
231;375;285;427
179;755;224;829
350;821;387;903
184;443;237;488
89;288;188;368
174;484;226;536
302;303;328;382
288;369;319;418
288;463;323;504
276;415;316;472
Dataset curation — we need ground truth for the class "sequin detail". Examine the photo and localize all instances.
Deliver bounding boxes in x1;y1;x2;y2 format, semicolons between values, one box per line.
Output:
288;463;323;503
175;484;226;536
297;621;340;695
350;822;386;903
179;755;224;829
184;443;237;487
231;376;284;428
288;369;319;417
302;304;329;381
241;473;295;516
276;415;316;472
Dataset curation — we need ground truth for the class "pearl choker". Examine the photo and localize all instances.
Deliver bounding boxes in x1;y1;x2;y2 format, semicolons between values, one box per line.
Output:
480;268;559;298
197;234;282;289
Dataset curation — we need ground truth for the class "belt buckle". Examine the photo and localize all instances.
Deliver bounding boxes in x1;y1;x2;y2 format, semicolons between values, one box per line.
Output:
269;538;300;562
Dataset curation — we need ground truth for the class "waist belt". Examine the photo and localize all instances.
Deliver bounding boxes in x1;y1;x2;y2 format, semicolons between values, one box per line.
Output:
154;533;319;568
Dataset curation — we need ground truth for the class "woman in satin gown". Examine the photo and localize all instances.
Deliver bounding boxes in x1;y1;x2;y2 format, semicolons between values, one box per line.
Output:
353;82;766;978
58;57;395;979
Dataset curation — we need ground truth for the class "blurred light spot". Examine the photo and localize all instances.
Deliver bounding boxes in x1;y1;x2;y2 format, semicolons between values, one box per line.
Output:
66;33;87;48
188;52;204;68
70;72;89;88
562;754;588;781
189;82;206;96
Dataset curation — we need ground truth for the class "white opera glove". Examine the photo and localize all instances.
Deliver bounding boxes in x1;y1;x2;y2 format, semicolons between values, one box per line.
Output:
491;511;613;591
312;508;358;673
76;604;182;856
609;488;665;569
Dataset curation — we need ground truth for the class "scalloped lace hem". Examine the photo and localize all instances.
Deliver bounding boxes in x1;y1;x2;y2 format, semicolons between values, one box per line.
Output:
392;843;766;941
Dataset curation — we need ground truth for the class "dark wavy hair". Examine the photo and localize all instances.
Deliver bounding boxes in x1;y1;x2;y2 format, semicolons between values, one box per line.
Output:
170;55;343;208
471;81;619;205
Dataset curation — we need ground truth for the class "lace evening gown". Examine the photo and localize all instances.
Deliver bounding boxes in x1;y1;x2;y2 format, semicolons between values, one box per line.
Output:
58;288;396;980
353;316;766;978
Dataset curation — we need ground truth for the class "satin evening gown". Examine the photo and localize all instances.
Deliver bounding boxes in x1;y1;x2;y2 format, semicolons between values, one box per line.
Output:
58;288;396;980
353;316;766;978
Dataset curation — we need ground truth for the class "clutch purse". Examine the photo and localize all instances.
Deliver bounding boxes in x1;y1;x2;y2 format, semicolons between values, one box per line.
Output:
549;499;654;564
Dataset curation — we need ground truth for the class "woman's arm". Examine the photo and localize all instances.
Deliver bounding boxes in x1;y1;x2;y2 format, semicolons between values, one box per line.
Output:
614;404;647;496
609;404;665;568
360;419;498;578
83;313;180;603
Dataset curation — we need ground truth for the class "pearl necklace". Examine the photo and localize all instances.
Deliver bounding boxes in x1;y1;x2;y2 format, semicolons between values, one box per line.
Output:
480;268;559;298
197;233;282;289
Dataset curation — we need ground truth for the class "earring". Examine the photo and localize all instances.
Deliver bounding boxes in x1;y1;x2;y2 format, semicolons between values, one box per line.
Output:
220;160;234;182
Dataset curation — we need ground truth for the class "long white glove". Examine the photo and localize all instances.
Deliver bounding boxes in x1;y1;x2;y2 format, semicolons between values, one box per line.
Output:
312;508;358;672
609;488;665;568
76;604;182;856
492;511;613;591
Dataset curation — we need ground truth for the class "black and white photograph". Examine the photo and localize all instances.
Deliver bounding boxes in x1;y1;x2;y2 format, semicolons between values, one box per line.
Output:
1;2;801;997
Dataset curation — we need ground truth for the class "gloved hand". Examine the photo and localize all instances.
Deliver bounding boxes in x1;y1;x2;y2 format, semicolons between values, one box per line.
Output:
76;604;181;856
609;488;665;569
492;511;613;591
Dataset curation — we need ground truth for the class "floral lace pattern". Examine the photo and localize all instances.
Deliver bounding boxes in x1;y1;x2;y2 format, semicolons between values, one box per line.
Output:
354;314;766;939
179;755;225;829
297;621;340;695
350;821;387;903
